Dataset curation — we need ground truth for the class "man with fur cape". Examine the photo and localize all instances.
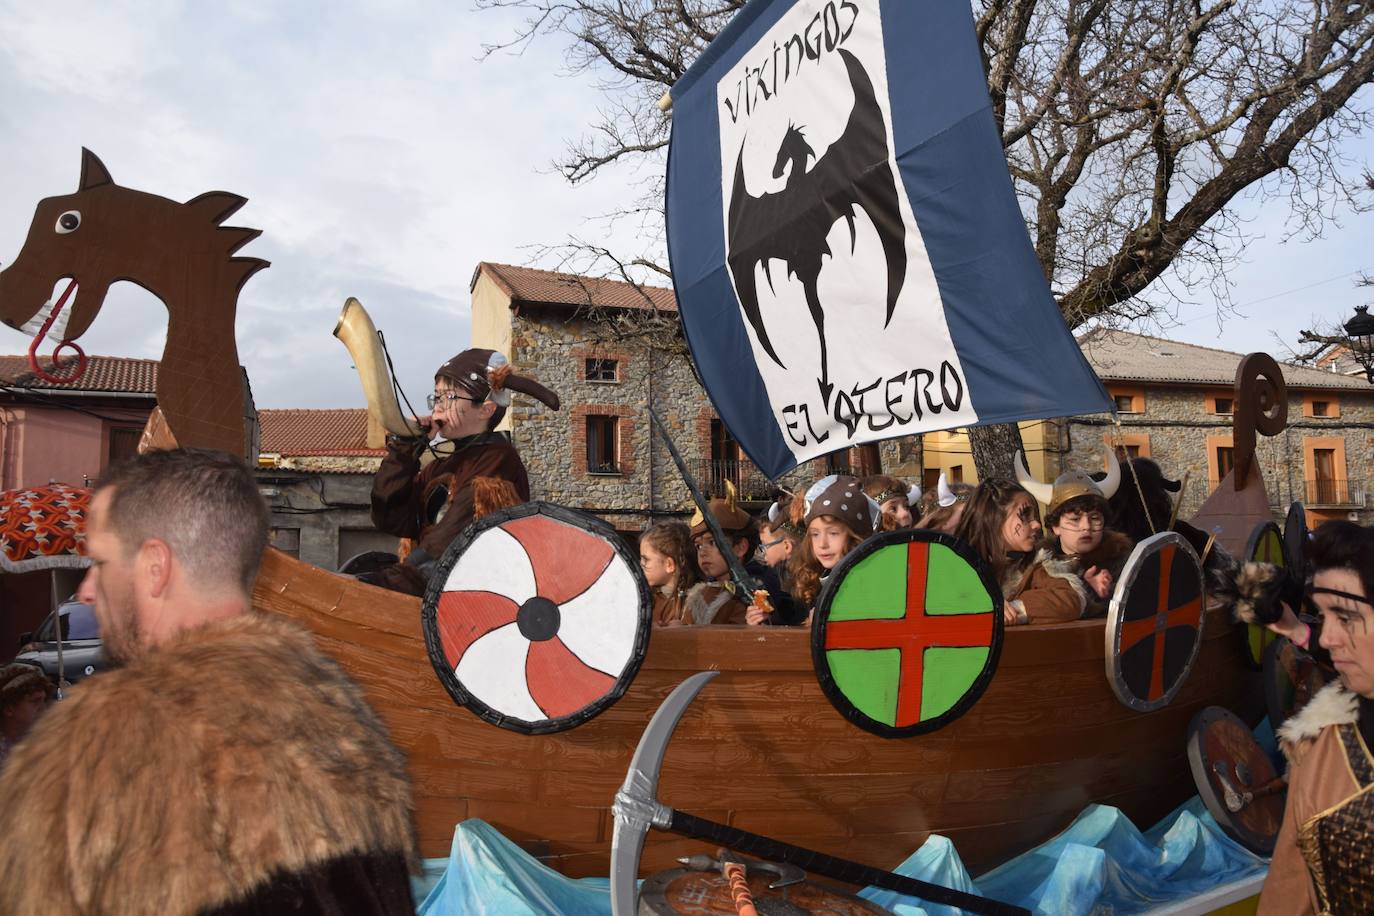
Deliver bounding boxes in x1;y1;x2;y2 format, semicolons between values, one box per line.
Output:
0;450;417;915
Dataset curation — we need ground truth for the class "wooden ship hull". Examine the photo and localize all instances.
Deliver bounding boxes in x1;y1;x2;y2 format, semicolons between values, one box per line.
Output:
252;546;1259;877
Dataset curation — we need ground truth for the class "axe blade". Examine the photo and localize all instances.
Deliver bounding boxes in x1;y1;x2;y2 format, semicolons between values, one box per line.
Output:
610;670;719;916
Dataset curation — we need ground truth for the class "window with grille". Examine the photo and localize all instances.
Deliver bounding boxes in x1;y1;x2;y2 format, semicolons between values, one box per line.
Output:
586;416;620;473
586;358;618;383
1213;397;1233;415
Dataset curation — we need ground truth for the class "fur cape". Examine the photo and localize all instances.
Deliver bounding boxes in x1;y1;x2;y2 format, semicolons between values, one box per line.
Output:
0;613;417;915
1278;680;1360;751
1014;530;1134;613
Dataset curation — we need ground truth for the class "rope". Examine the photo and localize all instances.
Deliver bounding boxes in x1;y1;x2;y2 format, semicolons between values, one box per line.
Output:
1113;418;1155;536
722;861;758;916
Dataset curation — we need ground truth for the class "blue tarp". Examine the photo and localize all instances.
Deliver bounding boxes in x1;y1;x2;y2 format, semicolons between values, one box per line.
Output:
414;800;1267;915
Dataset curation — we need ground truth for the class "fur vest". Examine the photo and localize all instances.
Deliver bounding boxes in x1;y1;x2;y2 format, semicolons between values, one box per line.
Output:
0;613;417;915
1278;680;1360;753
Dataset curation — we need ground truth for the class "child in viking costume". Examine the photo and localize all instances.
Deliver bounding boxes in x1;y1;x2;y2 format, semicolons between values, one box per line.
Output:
368;349;559;596
915;473;974;533
954;479;1043;622
758;494;801;571
689;485;805;625
1250;521;1374;915
862;475;919;530
788;475;880;618
0;450;417;915
640;521;705;627
1002;451;1131;625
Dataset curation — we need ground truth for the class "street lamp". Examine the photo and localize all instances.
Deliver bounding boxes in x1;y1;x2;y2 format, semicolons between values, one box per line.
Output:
1343;305;1374;384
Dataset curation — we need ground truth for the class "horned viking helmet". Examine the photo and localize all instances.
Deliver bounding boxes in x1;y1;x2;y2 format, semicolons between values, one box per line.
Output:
1014;449;1121;519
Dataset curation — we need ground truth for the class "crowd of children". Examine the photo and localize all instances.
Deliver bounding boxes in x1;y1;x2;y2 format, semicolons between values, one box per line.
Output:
642;450;1192;628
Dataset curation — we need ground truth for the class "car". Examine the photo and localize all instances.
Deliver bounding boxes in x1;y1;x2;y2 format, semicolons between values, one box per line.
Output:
14;598;107;684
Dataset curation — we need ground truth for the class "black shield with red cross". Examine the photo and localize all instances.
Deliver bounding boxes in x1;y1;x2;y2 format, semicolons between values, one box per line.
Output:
1106;531;1205;712
421;501;651;735
812;529;1003;739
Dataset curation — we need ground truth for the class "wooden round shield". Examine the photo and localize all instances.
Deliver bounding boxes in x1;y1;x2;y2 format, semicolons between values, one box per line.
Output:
1105;532;1205;712
812;529;1002;739
638;867;890;915
1263;637;1329;733
1241;521;1285;670
421;501;651;735
1187;706;1286;855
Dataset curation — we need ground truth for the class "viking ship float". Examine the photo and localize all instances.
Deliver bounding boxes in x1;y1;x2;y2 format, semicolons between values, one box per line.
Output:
0;9;1302;911
0;146;1273;887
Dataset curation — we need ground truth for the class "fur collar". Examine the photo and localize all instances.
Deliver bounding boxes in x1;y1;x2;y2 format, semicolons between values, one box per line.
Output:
0;612;416;915
1279;680;1359;746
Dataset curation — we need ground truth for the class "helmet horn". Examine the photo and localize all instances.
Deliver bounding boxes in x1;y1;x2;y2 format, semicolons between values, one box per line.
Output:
1014;450;1055;505
1100;448;1122;500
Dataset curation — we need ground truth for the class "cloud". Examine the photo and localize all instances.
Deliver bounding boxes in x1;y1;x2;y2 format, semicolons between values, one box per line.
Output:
0;0;641;408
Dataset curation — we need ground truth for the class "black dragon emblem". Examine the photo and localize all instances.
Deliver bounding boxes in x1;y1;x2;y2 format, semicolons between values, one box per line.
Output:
726;49;907;404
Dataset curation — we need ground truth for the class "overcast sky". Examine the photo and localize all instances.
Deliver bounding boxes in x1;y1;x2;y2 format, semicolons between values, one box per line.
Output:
1;1;1370;411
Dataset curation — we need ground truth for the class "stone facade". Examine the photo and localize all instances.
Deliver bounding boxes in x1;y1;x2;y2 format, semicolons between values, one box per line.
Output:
471;263;924;535
256;466;397;571
1052;382;1374;527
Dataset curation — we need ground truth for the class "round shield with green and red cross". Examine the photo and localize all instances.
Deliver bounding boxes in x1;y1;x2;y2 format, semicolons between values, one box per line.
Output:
811;529;1003;739
1106;531;1205;712
1241;521;1286;669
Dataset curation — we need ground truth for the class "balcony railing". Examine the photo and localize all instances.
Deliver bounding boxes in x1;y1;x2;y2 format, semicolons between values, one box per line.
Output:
1303;479;1365;507
690;458;776;502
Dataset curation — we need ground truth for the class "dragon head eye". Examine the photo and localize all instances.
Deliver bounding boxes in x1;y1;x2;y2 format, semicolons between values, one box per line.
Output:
56;211;81;234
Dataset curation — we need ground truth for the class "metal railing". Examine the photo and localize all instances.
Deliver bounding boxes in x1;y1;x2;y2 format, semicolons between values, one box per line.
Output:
1212;477;1366;509
1303;479;1365;507
690;458;776;502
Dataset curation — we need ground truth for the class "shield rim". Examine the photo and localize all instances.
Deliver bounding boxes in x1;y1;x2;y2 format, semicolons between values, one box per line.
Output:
1186;705;1283;856
1104;530;1205;712
420;500;652;736
811;528;1004;740
1240;520;1285;670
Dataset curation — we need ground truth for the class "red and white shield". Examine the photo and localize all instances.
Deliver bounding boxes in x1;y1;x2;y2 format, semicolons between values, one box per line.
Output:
422;502;650;734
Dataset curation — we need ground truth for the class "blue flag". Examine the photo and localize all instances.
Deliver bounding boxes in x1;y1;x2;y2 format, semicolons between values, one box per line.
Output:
665;0;1112;480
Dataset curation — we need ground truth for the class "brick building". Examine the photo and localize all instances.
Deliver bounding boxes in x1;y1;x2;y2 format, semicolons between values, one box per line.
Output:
1058;330;1374;526
469;262;913;534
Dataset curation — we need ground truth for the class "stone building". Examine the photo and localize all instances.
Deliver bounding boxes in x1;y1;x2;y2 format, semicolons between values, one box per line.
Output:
256;408;397;570
469;262;913;534
1057;330;1374;526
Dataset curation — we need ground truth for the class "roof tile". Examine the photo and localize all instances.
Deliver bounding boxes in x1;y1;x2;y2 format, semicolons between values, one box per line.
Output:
1078;329;1372;391
258;408;385;458
0;354;158;394
475;262;677;312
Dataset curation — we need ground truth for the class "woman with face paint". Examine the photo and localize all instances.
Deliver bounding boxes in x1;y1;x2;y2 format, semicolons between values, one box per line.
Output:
1258;521;1374;915
954;479;1043;625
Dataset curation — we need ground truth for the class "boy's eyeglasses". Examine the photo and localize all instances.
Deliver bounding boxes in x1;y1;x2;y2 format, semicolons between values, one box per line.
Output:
427;391;479;410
